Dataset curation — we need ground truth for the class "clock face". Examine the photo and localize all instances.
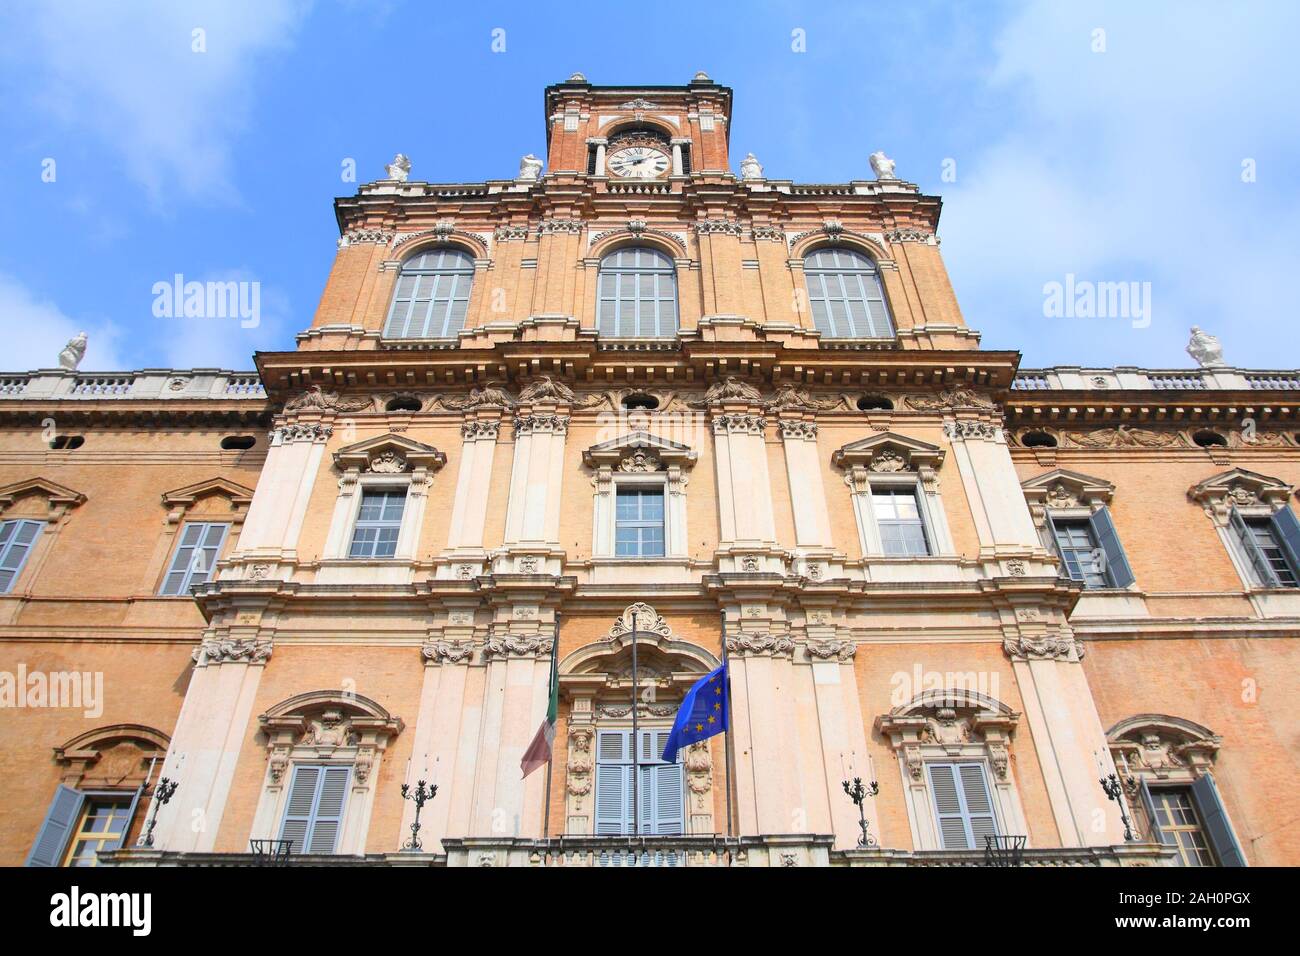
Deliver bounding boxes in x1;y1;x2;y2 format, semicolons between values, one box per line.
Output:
607;145;670;179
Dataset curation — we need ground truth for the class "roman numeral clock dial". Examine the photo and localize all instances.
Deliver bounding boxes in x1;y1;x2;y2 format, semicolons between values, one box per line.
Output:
607;145;670;179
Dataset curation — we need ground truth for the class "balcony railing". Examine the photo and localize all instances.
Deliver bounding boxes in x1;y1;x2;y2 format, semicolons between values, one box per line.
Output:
0;369;266;401
442;834;833;867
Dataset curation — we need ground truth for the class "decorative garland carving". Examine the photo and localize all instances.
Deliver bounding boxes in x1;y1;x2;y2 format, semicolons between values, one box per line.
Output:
725;633;796;657
1002;633;1085;662
421;640;476;665
193;638;272;666
805;640;856;662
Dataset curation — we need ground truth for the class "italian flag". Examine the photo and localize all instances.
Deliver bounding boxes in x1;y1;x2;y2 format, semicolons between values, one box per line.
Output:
520;644;558;779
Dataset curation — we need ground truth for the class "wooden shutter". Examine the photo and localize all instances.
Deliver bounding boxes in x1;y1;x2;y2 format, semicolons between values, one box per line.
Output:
927;763;972;849
1269;506;1300;582
1190;773;1247;867
279;765;319;853
638;729;684;836
927;762;999;850
594;730;632;835
958;763;999;848
1230;507;1277;586
1139;779;1178;849
0;519;42;593
25;785;84;866
307;767;350;853
104;786;145;854
1089;506;1135;588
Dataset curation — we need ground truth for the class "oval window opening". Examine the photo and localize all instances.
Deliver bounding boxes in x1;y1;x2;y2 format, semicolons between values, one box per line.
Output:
621;393;660;411
856;395;893;411
1192;429;1227;448
386;396;422;413
1021;431;1058;448
49;435;85;450
221;435;256;450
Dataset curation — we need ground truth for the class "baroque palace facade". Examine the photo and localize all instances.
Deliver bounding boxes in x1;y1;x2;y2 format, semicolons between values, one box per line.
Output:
1;74;1297;868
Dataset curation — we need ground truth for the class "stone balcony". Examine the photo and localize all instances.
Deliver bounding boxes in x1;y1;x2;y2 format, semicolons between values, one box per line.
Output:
101;836;1175;868
0;368;265;401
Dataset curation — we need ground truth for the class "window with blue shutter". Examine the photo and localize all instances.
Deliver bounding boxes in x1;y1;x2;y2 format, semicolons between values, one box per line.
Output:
160;522;229;595
1232;506;1300;588
1190;774;1248;867
1048;507;1133;588
596;247;679;338
926;762;999;850
803;248;894;339
0;518;43;593
279;765;350;854
594;728;685;836
25;785;84;866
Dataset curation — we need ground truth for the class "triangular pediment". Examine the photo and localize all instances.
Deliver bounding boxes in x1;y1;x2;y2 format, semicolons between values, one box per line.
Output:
161;477;255;510
333;433;446;473
0;477;87;514
832;432;944;472
1021;468;1115;508
1188;468;1294;507
582;430;697;470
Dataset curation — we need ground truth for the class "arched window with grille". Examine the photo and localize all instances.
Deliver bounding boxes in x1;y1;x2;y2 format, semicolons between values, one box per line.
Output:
383;248;475;339
596;247;678;338
803;248;894;339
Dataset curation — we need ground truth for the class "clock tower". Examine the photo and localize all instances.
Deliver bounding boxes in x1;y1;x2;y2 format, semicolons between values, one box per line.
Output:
543;71;733;178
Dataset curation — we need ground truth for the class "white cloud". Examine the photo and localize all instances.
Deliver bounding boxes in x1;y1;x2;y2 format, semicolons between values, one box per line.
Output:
1;0;309;204
939;1;1300;368
0;273;126;372
156;270;290;370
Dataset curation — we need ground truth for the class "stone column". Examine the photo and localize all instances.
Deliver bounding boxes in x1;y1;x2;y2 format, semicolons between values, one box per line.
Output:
440;414;502;577
146;637;272;852
777;418;833;550
944;419;1042;556
712;408;780;571
233;422;330;563
499;410;568;573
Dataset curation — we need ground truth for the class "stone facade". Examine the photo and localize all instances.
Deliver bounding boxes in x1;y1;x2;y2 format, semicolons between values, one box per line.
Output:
1;77;1295;867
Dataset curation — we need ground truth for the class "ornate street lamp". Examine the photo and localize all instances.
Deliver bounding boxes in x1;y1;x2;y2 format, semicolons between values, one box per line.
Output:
400;779;438;851
249;839;293;866
841;776;880;848
1099;773;1135;841
138;776;178;848
984;834;1026;866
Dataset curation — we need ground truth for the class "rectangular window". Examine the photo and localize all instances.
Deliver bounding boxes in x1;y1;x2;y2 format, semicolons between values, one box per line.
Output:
927;761;999;850
614;486;665;557
1051;519;1108;587
0;518;43;593
62;795;137;867
1232;509;1300;588
348;489;406;559
160;522;229;595
871;487;930;556
593;729;684;836
1150;787;1217;867
279;765;350;854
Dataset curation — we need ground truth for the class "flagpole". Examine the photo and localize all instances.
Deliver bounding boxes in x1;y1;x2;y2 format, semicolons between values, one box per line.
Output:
630;609;640;837
721;610;735;840
542;612;560;839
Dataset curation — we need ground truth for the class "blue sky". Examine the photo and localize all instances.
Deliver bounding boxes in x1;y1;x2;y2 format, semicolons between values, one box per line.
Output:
1;1;1297;373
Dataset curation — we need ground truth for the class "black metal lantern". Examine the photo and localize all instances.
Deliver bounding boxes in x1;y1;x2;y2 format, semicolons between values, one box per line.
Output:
841;776;880;848
400;779;438;851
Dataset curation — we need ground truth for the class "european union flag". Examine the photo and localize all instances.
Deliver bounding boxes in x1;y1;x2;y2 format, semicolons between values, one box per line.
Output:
661;662;728;763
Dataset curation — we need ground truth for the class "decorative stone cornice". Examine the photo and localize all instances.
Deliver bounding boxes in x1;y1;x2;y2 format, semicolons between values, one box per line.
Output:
693;219;743;236
337;228;394;249
513;414;569;435
438;385;517;411
1021;468;1116;513
766;386;843;413
832;432;945;473
1002;633;1085;662
1187;467;1295;523
493;225;529;241
884;229;935;243
805;640;856;662
689;376;764;407
421;640;477;665
583;431;697;471
333;433;447;474
537;218;585;235
0;477;87;523
485;635;555;659
607;602;673;642
725;633;796;658
193;638;272;666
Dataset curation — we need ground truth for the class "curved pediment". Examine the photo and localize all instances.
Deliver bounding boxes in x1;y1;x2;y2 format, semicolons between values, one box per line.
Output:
832;432;944;472
582;430;697;470
333;433;446;474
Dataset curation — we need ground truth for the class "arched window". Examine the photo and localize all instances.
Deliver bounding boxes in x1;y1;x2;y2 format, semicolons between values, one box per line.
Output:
383;248;475;339
597;247;678;338
803;248;894;339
